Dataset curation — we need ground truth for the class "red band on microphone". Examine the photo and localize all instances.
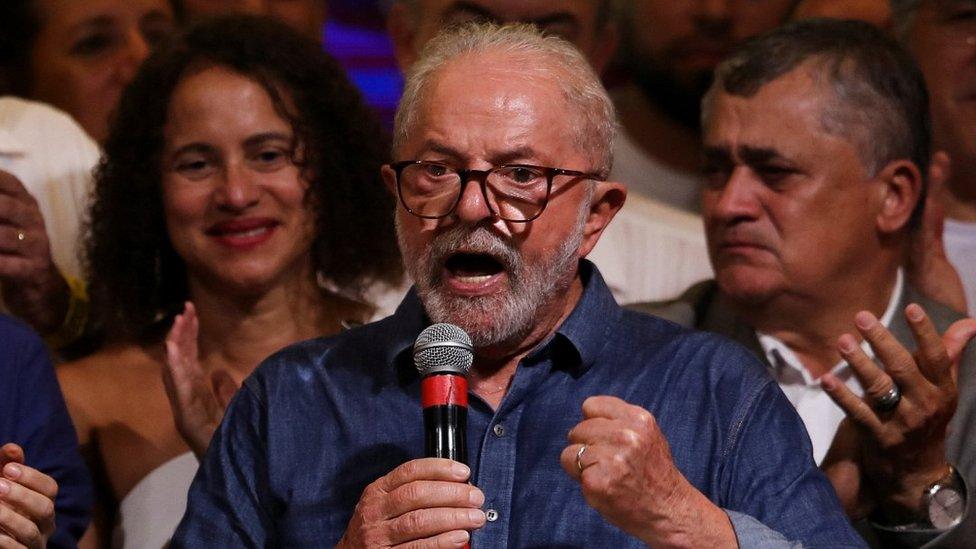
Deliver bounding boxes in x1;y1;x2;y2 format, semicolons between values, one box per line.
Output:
421;374;468;408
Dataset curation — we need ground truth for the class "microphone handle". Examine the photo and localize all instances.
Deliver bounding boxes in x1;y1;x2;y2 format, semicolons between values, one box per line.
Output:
423;405;468;463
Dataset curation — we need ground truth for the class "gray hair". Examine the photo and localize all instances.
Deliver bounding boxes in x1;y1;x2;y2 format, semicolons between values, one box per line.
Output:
890;0;923;39
392;21;617;175
703;17;930;228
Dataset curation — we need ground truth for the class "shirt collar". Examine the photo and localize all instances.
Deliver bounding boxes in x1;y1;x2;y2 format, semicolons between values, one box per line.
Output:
385;259;622;379
757;268;904;383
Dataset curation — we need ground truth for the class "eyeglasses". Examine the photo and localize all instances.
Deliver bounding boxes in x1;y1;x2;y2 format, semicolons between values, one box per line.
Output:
389;160;605;222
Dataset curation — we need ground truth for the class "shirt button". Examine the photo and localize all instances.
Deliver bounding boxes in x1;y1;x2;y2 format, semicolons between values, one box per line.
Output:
492;424;505;437
485;509;499;522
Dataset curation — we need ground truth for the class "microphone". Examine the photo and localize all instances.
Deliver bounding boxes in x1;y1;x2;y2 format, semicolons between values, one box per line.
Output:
414;323;473;463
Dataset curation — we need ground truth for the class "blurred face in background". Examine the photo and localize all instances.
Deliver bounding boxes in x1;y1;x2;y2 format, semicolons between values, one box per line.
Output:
29;0;175;144
388;0;617;73
906;0;976;201
791;0;891;27
176;0;327;42
620;0;794;127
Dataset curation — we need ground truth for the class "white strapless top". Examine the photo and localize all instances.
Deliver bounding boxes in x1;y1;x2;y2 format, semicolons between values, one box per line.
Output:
113;452;198;549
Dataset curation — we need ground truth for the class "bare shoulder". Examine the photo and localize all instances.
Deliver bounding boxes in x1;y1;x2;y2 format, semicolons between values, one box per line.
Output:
57;344;164;443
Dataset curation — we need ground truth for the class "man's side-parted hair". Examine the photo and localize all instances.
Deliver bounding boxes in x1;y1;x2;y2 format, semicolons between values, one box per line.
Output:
704;18;931;228
88;15;403;341
393;22;617;176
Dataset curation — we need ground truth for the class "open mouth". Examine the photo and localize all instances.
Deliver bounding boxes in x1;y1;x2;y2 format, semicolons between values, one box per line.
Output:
444;252;505;284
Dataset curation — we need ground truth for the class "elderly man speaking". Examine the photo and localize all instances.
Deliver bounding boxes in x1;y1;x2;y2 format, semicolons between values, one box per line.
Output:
171;23;861;547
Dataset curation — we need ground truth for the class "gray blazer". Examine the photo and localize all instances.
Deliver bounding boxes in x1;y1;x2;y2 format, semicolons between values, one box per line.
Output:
631;281;976;548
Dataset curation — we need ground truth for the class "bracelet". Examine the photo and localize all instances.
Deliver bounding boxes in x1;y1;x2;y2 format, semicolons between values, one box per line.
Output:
43;275;90;350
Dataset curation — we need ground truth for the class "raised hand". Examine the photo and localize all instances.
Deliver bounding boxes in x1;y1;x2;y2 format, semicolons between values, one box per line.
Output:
337;458;485;548
163;302;239;459
0;170;69;334
907;152;968;314
0;443;58;548
560;396;736;548
822;304;976;521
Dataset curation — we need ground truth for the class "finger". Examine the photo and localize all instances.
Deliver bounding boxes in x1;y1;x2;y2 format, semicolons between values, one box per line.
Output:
581;395;647;422
837;333;903;406
0;532;27;549
0;196;35;228
944;318;976;364
854;311;928;393
2;462;58;505
388;507;484;546
0;257;35;280
0;504;41;548
0;172;30;199
0;228;31;255
384;480;483;519
0;446;23;468
381;459;470;493
396;529;471;549
904;304;952;385
559;443;586;480
566;417;621;445
821;374;885;436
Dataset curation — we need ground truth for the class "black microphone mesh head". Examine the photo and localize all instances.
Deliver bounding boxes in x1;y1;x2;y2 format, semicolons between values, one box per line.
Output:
413;323;473;376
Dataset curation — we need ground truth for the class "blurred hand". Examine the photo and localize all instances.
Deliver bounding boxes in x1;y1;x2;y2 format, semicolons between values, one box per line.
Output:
337;458;485;548
0;170;68;334
561;396;736;548
0;443;57;548
907;152;967;314
822;304;976;522
163;302;239;459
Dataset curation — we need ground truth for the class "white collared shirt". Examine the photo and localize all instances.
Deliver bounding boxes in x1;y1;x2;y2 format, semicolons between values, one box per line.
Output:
757;269;904;464
0;97;99;289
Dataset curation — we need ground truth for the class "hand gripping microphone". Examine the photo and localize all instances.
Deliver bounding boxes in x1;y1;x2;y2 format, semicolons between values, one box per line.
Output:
413;323;473;463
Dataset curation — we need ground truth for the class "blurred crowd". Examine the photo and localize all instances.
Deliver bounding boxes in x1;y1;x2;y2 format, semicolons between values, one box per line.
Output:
0;0;974;547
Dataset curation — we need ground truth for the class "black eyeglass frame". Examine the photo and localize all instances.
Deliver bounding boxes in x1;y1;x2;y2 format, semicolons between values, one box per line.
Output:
388;160;606;223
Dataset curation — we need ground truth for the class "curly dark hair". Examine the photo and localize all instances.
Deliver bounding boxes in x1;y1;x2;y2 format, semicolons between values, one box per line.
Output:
88;14;403;341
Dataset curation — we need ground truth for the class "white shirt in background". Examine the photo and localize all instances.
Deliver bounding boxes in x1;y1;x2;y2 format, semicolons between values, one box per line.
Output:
944;218;976;317
757;269;904;464
587;190;713;305
610;129;703;214
0;97;99;284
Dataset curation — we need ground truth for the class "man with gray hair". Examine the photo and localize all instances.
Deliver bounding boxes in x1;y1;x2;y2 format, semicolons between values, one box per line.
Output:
172;22;862;547
634;17;976;548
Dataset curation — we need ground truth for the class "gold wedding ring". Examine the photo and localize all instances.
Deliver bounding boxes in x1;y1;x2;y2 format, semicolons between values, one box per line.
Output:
576;444;588;474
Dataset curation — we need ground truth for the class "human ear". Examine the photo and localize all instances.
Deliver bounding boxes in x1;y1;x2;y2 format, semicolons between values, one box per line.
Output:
578;180;626;258
381;164;398;196
874;159;923;234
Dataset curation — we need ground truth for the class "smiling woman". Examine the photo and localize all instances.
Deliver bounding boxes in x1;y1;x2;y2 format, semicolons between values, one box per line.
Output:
55;15;404;548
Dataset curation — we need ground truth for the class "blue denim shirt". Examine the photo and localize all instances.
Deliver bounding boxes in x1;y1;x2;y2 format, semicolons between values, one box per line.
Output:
0;315;91;548
173;263;864;547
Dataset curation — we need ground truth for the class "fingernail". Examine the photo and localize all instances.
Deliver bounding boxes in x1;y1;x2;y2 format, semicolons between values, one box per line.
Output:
4;464;21;479
469;489;485;507
838;335;857;354
451;462;470;479
450;530;470;544
907;303;924;322
468;508;485;523
0;480;8;495
855;312;875;330
821;376;835;391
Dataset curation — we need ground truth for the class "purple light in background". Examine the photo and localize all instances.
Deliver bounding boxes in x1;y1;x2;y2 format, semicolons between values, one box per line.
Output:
324;19;403;130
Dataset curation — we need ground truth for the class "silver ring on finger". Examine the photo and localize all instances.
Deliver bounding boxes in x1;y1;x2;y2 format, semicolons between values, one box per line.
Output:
874;383;902;412
16;231;25;241
576;444;588;474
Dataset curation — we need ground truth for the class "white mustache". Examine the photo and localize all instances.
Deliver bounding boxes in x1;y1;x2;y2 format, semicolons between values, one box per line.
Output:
428;226;522;278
